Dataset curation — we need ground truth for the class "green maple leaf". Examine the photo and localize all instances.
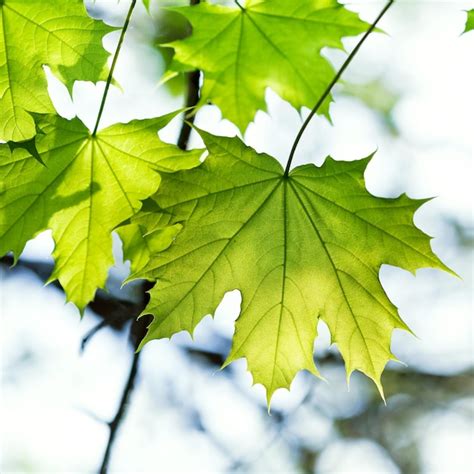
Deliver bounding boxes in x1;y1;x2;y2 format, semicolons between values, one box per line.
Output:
167;0;369;132
464;10;474;33
0;0;114;142
0;112;201;311
135;131;450;403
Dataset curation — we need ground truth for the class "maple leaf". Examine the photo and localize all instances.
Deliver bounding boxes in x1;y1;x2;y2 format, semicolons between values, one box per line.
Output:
167;0;369;132
464;9;474;33
135;130;450;403
0;0;114;142
0;112;201;311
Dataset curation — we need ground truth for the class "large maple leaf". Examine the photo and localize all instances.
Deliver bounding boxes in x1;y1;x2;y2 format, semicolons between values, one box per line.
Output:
133;130;450;403
0;0;114;142
167;0;369;132
0;112;202;311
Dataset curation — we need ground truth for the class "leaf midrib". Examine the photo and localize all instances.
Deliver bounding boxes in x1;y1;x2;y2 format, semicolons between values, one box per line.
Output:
270;178;288;392
243;9;316;99
0;6;20;139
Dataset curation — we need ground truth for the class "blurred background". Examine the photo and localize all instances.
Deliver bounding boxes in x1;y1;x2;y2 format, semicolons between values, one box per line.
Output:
1;0;473;472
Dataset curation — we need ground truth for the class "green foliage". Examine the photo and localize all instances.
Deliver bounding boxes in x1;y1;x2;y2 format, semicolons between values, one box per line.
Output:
167;0;369;132
132;131;449;402
464;10;474;33
0;0;455;404
0;0;114;142
0;112;201;310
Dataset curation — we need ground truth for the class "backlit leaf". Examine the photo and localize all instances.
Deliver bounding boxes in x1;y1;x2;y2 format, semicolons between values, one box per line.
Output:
168;0;369;131
0;0;114;141
136;130;450;403
0;112;201;310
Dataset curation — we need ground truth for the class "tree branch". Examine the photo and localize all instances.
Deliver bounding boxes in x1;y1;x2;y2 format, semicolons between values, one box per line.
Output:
3;255;472;394
98;4;204;464
97;290;152;473
176;0;201;151
177;70;201;150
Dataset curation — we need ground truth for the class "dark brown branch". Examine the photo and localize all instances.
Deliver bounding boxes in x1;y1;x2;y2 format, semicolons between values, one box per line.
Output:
97;291;152;474
80;320;108;352
1;255;139;339
176;70;200;150
176;0;201;151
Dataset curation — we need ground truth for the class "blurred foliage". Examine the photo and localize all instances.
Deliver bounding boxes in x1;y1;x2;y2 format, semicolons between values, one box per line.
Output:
339;78;401;136
2;253;473;473
446;217;474;248
148;1;193;96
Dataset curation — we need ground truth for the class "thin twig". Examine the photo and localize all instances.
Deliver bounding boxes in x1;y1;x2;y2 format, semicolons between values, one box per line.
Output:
99;351;141;474
92;0;137;136
80;299;137;352
80;320;108;353
95;290;151;474
284;0;394;176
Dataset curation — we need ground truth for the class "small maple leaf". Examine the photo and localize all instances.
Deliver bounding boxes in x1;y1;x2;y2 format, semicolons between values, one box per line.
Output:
167;0;370;132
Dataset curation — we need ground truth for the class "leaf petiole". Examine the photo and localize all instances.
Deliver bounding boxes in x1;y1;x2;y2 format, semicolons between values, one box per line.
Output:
91;0;137;136
284;0;394;176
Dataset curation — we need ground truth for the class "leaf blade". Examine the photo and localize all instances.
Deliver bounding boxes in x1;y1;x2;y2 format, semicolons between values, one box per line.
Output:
0;113;201;311
169;0;369;131
0;0;114;141
137;131;450;403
